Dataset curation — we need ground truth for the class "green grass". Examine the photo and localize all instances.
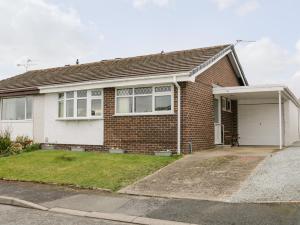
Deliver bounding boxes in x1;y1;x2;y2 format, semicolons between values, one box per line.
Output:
0;150;179;191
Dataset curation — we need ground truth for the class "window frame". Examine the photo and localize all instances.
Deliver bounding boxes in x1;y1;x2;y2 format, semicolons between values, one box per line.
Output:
1;96;33;121
115;85;174;116
57;89;103;120
221;97;232;113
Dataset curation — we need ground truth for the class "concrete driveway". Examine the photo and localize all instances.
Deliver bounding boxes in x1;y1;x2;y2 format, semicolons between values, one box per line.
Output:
119;147;275;201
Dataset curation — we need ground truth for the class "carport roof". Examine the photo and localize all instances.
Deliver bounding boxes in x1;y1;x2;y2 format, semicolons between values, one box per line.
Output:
213;85;300;108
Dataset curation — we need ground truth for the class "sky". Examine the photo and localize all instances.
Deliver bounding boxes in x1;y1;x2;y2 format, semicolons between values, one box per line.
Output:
1;0;300;96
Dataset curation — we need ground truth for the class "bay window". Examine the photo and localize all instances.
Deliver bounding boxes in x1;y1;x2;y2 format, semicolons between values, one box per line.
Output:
116;85;173;115
1;97;33;120
58;89;102;119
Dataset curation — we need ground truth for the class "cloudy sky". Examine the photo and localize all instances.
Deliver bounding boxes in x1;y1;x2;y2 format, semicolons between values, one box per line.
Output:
1;0;300;96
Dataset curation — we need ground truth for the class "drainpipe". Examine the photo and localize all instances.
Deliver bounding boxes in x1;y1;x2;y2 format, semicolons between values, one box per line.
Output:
173;76;181;155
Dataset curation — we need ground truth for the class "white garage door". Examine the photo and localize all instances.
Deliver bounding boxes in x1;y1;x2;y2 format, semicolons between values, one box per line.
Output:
238;104;279;145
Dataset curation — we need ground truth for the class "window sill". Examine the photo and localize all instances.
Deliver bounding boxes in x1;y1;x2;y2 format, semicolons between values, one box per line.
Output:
222;110;232;113
56;117;103;121
0;120;32;123
114;112;175;117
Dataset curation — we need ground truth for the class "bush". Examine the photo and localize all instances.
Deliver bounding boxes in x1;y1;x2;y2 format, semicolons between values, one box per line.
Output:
24;143;41;152
15;136;33;149
0;130;12;155
0;132;40;156
7;143;23;155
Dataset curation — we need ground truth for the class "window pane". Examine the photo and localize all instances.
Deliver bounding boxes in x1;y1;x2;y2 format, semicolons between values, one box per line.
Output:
15;98;26;120
134;87;152;95
155;86;171;93
91;89;102;96
117;88;133;96
66;100;74;117
135;96;152;113
77;99;87;117
58;101;64;118
66;91;74;99
91;99;102;116
58;93;64;100
155;95;171;111
3;98;26;120
116;97;133;113
26;97;32;119
77;90;87;98
226;99;231;111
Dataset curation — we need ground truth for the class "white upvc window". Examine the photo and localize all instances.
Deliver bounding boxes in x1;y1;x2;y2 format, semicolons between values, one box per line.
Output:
222;97;232;112
58;89;103;119
1;96;33;121
115;85;173;115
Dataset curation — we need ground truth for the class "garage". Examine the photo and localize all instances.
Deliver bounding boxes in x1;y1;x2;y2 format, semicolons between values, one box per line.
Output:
238;102;279;146
213;85;300;149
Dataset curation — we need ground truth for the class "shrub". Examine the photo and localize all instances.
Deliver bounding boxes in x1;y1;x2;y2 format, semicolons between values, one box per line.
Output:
8;143;23;155
15;136;33;149
0;130;12;155
24;143;41;152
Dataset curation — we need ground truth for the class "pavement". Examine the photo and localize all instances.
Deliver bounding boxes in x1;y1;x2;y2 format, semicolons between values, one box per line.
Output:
119;147;275;201
0;204;132;225
1;180;300;225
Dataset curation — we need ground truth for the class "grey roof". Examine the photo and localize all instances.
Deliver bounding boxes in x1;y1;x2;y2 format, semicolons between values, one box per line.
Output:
0;44;231;94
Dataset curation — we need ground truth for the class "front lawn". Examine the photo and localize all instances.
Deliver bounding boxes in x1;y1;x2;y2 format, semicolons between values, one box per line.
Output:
0;150;179;191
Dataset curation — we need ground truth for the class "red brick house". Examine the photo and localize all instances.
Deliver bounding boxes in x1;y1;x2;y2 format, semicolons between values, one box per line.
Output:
0;44;298;153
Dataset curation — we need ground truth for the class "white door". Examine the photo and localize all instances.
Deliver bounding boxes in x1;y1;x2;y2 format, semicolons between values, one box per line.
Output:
238;104;279;145
214;98;222;144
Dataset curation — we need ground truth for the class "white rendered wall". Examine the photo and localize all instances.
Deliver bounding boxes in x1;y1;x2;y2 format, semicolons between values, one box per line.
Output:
33;95;45;143
284;100;300;146
0;121;33;140
43;93;104;145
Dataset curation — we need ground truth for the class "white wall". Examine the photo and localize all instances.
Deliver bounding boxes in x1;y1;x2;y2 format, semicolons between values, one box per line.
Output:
284;100;300;146
0;121;33;140
43;93;104;145
33;95;45;143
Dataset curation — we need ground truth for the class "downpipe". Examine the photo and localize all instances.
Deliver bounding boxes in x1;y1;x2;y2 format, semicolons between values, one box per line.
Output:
173;76;181;155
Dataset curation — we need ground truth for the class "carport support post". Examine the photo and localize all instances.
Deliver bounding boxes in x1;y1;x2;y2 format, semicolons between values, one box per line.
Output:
279;91;283;150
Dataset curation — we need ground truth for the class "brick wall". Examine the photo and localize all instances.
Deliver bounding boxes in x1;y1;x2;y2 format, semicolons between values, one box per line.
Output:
181;56;241;153
221;100;238;145
103;88;178;154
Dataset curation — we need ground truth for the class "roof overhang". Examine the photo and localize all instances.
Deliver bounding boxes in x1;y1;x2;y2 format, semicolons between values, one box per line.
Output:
213;85;300;108
0;87;39;97
39;72;191;94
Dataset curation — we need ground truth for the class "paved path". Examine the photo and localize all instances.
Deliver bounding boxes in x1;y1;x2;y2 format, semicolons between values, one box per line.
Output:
1;180;300;224
230;146;300;202
119;148;274;201
0;204;131;225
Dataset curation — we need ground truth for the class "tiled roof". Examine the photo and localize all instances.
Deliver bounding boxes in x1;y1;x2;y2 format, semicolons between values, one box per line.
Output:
0;44;230;93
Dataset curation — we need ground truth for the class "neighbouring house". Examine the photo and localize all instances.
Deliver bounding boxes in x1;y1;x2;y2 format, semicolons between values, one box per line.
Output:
0;44;299;154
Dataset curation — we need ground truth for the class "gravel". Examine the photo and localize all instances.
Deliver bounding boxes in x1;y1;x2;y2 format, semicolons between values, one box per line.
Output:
229;147;300;203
